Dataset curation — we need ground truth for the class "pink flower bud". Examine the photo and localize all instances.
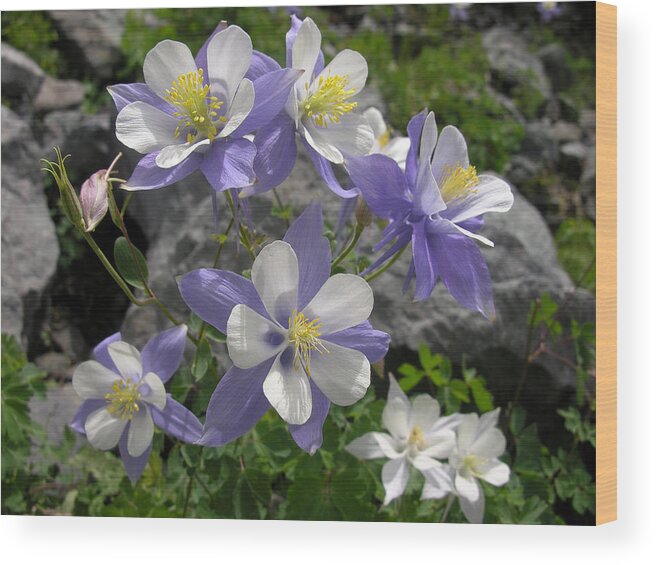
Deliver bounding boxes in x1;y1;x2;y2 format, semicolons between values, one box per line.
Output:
80;169;109;232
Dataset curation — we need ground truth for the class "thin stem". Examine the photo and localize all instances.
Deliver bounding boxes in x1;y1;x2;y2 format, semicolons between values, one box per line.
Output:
364;245;408;283
182;476;194;518
272;187;290;227
441;494;455;522
332;223;364;270
509;299;540;416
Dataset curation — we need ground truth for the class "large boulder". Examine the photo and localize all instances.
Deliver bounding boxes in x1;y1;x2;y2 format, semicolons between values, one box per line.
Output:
1;106;60;347
1;42;45;108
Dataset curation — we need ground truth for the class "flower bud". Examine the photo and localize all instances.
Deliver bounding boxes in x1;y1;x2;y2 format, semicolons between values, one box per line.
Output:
355;196;373;227
80;169;109;232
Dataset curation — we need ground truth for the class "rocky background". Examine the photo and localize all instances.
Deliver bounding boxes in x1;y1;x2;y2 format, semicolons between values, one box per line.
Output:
1;4;596;452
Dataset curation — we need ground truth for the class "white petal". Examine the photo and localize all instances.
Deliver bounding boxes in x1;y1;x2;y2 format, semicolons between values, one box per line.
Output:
383;397;410;440
446;175;514;225
456;413;479;452
303;274;373;334
383;137;411;168
140;372;167;411
85;407;127;451
431;125;470;183
252;241;299;324
116;102;179;154
262;354;312;425
429;413;463;435
479;459;510;487
420;465;453;499
421;480;451;501
363;107;387;139
302;113;374;164
409;394;441;431
318;49;368;95
292;17;322;90
143;40;197;99
422;430;456;460
455;472;480;502
310;342;370;406
411;454;441;472
452;222;495;247
419;111;438;166
226;304;286;369
218;79;254;138
470;427;507;460
72;360;119;399
346;432;403;460
207;25;253;106
155;139;210;169
382;457;410;505
459;487;485;524
127;406;154;457
108;342;143;382
479;407;501;432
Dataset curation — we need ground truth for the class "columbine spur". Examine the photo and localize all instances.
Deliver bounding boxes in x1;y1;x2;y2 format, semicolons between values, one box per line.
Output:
70;326;202;483
346;109;514;318
179;203;390;453
346;376;459;505
108;23;300;193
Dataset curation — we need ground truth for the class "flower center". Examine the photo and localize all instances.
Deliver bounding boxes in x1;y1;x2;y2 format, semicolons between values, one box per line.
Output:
288;310;328;375
105;379;142;420
439;164;479;203
462;454;484;477
165;69;223;143
377;128;391;149
408;425;426;450
303;74;357;127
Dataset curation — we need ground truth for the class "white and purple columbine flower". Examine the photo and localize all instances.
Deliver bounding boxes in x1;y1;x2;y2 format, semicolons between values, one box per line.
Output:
422;408;510;523
449;3;472;22
242;15;374;199
537;2;563;22
179;203;390;453
346;376;458;505
108;23;300;193
363;107;411;170
346;110;514;318
70;326;202;483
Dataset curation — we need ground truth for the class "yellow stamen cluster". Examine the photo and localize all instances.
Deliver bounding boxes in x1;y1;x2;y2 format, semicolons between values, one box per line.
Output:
288;310;328;375
408;425;426;450
165;69;223;143
439;164;479;203
377;128;391;149
304;74;357;127
462;454;484;477
105;379;142;420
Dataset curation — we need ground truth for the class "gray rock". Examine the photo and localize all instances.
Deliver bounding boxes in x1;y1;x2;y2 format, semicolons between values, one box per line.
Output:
1;106;60;346
29;383;81;446
559;141;588;179
550;121;582;143
538;43;575;91
48;10;126;80
1;42;45;106
482;28;551;101
33;76;86;112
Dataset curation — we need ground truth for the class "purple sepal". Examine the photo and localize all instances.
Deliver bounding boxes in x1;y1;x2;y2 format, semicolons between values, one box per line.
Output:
404;109;429;188
199;359;274;446
141;325;187;383
303;140;359;199
107;83;172;115
194;21;228;75
335;196;358;240
69;399;105;435
288;380;330;454
246;50;281;81
93;331;121;372
411;217;438;301
119;428;152;485
179;269;267;334
323;321;390;363
201;138;256;192
283;202;331;310
151;395;203;444
125;151;203;191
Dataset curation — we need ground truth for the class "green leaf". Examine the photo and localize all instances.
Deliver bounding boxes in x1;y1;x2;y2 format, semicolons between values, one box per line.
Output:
114;236;149;289
418;343;439;370
448;379;470;403
399;372;423;392
191;338;212;381
469;377;494;412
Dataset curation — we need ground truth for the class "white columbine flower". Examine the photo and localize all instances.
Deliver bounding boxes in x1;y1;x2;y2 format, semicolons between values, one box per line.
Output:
363;107;411;170
287;17;374;164
346;376;459;505
424;408;510;523
72;341;167;457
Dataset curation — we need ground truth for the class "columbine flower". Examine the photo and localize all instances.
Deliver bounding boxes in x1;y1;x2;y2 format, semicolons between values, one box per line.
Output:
346;110;514;318
179;203;389;453
70;326;202;483
242;15;373;199
108;24;300;193
346;376;458;505
423;408;510;523
537;2;563;22
449;3;471;22
363;107;410;170
79;169;109;232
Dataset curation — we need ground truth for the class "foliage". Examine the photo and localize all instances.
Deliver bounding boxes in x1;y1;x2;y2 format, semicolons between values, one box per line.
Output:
1;11;61;76
555;218;596;292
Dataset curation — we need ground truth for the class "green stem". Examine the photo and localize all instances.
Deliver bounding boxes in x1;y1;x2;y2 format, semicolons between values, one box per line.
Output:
182;476;194;518
364;244;408;283
272;187;290;228
120;192;133;217
332;223;364;270
440;494;455;522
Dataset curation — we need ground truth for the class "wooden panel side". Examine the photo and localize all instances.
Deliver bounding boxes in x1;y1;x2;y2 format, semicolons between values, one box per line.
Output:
595;1;617;526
